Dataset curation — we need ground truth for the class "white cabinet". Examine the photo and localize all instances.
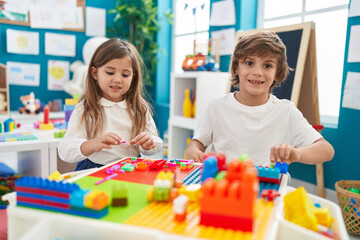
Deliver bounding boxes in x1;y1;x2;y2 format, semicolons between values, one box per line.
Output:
168;72;229;159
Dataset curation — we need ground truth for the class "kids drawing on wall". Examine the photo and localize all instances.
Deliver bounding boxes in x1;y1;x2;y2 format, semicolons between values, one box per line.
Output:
58;39;163;170
186;31;334;166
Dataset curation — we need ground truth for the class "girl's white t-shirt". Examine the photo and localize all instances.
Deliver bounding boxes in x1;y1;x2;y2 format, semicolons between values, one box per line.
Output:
58;98;163;165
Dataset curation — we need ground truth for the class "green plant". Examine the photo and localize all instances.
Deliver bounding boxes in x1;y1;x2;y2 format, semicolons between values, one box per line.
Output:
109;0;173;94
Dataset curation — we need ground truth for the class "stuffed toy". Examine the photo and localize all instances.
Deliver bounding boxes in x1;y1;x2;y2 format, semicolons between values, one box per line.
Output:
19;92;41;114
0;93;7;111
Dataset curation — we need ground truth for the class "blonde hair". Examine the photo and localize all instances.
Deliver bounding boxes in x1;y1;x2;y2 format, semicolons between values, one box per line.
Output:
80;38;151;140
230;31;292;92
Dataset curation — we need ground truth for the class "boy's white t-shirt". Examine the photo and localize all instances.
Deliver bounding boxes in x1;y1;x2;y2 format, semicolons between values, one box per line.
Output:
193;92;322;166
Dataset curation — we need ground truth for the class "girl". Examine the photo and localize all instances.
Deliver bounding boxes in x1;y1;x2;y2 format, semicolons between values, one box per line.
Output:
58;39;163;170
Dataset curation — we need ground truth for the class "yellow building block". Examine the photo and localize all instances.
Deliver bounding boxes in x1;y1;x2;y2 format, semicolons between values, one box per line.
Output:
284;186;318;231
48;170;64;182
178;184;201;202
65;98;79;105
313;206;334;228
39;123;54;130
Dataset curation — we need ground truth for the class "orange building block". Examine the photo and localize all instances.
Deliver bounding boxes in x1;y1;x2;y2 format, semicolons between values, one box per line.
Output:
200;160;258;231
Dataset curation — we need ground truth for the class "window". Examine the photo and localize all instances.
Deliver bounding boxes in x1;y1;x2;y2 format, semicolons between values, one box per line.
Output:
172;0;210;73
258;0;349;122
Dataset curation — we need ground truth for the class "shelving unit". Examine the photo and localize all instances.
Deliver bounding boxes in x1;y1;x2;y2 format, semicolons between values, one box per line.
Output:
0;63;9;114
168;72;229;159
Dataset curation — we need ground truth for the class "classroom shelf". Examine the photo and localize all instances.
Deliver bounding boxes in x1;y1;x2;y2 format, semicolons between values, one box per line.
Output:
168;72;229;159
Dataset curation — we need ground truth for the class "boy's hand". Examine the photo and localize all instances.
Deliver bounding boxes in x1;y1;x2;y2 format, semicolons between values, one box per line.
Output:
186;148;204;163
130;132;156;150
270;143;301;164
81;132;123;156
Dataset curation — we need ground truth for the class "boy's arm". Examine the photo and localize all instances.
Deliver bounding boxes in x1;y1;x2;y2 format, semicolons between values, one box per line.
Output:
185;139;206;162
270;138;334;165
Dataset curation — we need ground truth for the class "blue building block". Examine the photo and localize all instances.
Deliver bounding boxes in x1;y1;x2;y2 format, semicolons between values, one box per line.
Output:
256;166;280;179
16;176;80;193
275;162;289;173
70;189;90;208
201;156;218;183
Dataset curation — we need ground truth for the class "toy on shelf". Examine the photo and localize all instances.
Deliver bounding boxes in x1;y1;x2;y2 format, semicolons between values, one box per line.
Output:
0;162;19;209
1;118;20;133
182;88;192;118
182;39;219;72
16;176;109;218
0;92;7;111
47;99;63;112
0;132;37;142
19;92;41;114
64;96;79;128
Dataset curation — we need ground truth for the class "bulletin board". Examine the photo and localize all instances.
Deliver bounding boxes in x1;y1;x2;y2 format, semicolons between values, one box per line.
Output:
0;0;85;32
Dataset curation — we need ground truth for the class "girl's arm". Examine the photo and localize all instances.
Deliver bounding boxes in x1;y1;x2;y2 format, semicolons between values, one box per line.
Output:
80;132;123;156
270;138;334;164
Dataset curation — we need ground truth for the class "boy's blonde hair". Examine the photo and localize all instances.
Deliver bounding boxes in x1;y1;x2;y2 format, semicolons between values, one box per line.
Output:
230;31;291;92
80;38;151;140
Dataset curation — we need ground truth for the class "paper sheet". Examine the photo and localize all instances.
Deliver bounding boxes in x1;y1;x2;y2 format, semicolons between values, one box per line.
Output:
209;0;235;26
348;25;360;63
7;61;40;86
30;7;62;29
61;7;84;29
349;0;360;17
48;60;70;91
6;29;39;55
210;28;235;55
45;32;76;57
342;72;360;110
86;7;106;37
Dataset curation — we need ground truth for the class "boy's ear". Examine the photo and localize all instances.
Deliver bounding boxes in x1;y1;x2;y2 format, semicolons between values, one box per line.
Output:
91;66;98;80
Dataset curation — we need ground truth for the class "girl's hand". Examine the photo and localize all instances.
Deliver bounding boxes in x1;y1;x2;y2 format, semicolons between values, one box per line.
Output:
91;132;123;152
130;132;156;150
270;143;301;164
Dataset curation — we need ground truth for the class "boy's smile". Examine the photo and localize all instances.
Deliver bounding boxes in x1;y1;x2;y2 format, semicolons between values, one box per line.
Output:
235;55;277;106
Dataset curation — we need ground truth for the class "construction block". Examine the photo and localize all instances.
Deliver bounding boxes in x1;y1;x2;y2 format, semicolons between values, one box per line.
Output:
200;159;258;231
313;205;334;228
275;162;289;173
48;170;64;182
65;98;79;105
284;186;318;231
201;156;218;182
39;123;54;130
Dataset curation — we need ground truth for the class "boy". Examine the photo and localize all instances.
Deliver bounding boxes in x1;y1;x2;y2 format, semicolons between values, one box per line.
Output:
186;31;334;166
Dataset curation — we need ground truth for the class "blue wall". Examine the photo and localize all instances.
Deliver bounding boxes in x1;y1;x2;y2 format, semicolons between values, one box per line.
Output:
0;0;116;111
154;1;172;139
